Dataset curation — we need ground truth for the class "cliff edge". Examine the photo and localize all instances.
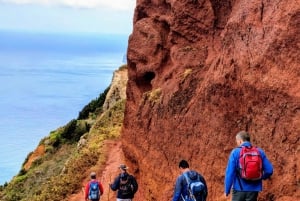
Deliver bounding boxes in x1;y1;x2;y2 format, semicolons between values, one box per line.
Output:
122;0;299;200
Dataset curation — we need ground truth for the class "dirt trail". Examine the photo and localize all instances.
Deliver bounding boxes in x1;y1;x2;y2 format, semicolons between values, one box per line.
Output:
68;140;125;201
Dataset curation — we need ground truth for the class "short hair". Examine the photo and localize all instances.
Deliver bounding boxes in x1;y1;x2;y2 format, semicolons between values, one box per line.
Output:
236;131;251;142
179;160;189;168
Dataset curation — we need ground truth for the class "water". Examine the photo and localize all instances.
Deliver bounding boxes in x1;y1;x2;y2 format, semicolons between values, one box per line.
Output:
0;31;128;185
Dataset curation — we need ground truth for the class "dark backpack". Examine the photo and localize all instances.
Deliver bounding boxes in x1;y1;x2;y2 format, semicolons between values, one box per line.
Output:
119;174;134;196
182;171;205;201
239;146;263;180
88;181;100;200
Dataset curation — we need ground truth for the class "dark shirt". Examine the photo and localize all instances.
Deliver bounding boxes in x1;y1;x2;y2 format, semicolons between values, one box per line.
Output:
110;172;138;199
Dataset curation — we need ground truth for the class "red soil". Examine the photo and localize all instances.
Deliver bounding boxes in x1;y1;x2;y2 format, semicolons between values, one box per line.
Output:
68;140;143;201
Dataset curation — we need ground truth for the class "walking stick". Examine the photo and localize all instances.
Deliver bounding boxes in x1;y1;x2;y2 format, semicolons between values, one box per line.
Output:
108;173;111;201
81;186;85;201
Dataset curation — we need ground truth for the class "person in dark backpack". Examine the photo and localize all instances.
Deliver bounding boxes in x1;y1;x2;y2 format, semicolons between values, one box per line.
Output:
172;160;208;201
84;172;104;201
224;131;273;201
110;164;138;201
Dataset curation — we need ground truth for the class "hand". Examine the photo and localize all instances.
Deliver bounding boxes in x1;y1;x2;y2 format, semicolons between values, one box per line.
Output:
224;193;231;200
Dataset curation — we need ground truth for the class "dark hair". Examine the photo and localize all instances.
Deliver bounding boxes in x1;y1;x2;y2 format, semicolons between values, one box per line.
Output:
90;172;97;179
236;131;251;142
179;160;189;168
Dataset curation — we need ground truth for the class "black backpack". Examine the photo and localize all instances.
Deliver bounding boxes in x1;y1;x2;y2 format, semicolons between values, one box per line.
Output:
119;174;134;196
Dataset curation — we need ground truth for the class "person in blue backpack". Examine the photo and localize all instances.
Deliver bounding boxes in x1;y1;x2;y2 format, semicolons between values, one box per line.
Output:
84;172;104;201
224;131;273;201
172;160;208;201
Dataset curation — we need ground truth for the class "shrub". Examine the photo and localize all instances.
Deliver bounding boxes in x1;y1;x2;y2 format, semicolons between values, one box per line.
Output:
18;168;27;176
60;119;77;140
78;86;110;120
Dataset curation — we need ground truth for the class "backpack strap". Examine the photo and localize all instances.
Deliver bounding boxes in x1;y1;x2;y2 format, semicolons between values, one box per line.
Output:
182;172;190;185
181;173;190;201
236;175;243;191
182;171;199;200
236;146;244;190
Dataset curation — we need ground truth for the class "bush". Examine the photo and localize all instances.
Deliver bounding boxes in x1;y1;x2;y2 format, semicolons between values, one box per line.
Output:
78;86;110;120
18;168;27;176
61;119;77;140
60;119;89;142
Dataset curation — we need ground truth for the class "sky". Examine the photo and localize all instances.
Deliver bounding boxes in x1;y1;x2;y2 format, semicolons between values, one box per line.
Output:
0;0;136;34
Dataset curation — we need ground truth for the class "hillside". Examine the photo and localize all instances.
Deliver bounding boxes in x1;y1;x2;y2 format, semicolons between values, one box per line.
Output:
122;0;299;200
0;66;128;201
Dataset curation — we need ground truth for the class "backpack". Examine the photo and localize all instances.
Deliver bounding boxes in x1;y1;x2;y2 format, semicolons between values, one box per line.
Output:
88;181;100;200
119;174;134;196
182;171;205;201
239;146;262;180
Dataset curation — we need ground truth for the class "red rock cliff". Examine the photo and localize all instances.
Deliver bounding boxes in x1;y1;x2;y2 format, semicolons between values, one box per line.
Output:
122;0;299;200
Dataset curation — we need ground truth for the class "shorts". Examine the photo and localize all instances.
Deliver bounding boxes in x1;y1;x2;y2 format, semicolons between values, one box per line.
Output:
232;190;258;201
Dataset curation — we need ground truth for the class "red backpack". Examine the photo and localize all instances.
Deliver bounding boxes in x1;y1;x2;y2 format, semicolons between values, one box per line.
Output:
239;146;262;180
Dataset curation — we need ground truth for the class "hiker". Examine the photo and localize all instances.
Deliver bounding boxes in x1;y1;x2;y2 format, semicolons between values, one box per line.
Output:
109;164;138;201
84;172;104;201
172;159;208;201
224;131;273;201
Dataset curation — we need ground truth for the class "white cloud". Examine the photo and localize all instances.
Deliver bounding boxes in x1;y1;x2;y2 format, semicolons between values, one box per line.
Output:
0;0;136;10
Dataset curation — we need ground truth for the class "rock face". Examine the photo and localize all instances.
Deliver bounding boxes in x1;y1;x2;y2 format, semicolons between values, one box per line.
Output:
122;0;299;200
103;66;128;111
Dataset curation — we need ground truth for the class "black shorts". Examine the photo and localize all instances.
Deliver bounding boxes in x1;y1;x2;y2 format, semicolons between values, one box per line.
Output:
232;190;258;201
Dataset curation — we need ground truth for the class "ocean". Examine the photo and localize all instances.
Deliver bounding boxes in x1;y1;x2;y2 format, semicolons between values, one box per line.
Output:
0;31;128;185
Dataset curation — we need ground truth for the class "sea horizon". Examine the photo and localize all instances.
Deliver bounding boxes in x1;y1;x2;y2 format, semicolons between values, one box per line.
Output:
0;30;129;185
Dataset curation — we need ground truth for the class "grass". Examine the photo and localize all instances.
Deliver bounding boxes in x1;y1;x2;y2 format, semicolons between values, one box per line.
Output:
143;88;162;105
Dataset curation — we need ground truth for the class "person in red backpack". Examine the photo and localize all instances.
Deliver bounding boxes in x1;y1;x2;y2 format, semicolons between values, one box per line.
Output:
224;131;273;201
85;172;104;201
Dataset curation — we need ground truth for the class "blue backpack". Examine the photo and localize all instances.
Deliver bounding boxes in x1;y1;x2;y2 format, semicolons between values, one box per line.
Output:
182;171;205;201
88;181;100;200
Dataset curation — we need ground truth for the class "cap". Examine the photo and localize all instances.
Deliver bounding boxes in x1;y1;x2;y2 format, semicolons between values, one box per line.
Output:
119;164;129;170
90;172;96;177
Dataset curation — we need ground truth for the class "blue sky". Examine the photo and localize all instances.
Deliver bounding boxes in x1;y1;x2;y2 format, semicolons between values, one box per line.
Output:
0;0;136;34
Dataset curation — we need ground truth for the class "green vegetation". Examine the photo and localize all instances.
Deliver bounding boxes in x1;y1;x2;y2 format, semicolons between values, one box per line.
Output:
143;88;162;104
78;86;110;120
0;84;126;201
